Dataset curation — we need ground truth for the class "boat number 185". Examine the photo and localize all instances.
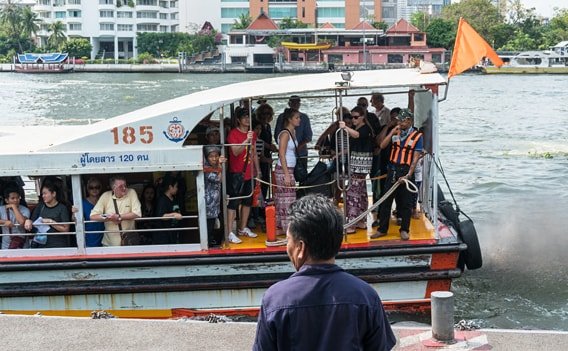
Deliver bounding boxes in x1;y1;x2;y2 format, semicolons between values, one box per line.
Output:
111;126;153;144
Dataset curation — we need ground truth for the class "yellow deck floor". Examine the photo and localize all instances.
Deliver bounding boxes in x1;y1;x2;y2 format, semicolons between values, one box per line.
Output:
227;213;435;249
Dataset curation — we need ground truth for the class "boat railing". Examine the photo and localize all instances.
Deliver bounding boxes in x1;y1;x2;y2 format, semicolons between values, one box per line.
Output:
1;215;200;241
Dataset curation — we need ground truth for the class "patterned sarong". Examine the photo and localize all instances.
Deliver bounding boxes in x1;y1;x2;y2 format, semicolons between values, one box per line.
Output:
346;174;368;223
274;165;296;232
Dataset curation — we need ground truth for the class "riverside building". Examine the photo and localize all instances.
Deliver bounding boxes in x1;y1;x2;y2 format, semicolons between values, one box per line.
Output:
180;0;452;35
31;0;179;60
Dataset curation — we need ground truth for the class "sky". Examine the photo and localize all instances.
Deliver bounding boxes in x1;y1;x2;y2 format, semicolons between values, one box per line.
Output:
520;0;566;18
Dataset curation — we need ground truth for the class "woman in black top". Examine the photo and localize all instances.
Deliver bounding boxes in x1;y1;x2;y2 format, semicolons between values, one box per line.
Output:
154;177;183;245
25;183;71;248
339;106;374;234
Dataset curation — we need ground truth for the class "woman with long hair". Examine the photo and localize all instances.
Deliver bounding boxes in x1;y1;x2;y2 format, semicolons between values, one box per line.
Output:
340;106;374;233
274;108;301;235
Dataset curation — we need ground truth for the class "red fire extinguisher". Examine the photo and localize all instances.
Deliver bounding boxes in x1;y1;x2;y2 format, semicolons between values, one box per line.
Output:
265;205;276;242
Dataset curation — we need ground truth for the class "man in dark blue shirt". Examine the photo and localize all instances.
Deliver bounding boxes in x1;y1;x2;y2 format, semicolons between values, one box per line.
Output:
253;194;396;351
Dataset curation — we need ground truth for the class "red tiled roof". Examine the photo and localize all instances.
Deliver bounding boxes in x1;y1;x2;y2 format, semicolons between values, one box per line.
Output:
247;12;279;30
387;19;421;33
350;20;375;30
320;22;336;29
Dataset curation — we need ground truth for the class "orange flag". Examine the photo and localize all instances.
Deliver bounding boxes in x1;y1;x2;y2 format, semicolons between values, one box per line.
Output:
448;18;504;79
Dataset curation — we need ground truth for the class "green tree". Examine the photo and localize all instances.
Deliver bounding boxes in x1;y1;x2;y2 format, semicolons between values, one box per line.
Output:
59;38;92;57
442;0;502;43
411;11;432;32
542;9;568;47
371;21;388;31
47;21;67;50
279;17;308;29
20;6;41;39
492;23;517;49
232;13;252;30
500;30;537;50
0;0;21;38
425;18;456;49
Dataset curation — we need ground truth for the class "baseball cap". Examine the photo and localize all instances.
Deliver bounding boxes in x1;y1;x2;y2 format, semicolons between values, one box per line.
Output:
397;108;413;121
206;126;220;135
204;146;221;156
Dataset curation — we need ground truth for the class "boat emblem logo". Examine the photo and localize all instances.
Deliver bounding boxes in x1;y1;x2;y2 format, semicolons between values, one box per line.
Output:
163;117;189;143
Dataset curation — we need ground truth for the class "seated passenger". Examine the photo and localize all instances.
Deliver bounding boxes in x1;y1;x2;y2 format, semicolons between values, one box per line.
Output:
154;176;183;245
82;177;105;247
138;184;157;245
0;186;30;249
25;183;71;248
90;176;142;246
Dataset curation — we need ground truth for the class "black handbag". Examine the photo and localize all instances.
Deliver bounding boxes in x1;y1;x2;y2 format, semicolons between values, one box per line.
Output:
285;129;308;183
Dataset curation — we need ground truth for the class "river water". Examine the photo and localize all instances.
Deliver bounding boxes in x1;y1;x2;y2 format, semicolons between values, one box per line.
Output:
0;72;566;331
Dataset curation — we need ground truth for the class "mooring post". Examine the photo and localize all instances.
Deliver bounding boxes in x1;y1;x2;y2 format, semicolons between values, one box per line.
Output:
431;291;455;342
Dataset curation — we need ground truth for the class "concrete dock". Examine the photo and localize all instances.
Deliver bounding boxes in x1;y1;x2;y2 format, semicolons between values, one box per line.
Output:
1;314;566;350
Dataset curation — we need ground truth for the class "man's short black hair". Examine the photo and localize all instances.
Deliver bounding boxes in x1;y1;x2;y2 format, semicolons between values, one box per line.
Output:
3;186;20;201
287;194;343;260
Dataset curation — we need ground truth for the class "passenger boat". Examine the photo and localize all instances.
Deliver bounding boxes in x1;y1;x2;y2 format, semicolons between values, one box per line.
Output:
483;48;568;74
0;68;481;318
14;53;73;73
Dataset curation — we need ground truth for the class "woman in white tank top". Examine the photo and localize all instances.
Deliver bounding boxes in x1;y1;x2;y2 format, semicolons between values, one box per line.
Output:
274;108;301;235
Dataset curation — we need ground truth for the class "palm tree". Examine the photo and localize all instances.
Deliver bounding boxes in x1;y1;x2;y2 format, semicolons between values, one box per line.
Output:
20;6;42;40
48;21;67;51
233;13;252;30
0;0;22;38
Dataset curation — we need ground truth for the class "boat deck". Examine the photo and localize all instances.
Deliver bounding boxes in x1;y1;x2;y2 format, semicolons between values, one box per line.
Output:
227;213;436;250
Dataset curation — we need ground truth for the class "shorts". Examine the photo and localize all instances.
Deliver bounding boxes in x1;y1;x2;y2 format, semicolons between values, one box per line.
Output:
227;173;253;210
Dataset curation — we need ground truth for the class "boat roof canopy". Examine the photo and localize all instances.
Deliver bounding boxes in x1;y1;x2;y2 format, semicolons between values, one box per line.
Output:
0;69;446;156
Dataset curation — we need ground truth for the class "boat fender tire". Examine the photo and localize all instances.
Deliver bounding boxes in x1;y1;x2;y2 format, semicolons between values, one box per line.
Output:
437;184;446;203
458;219;483;270
439;200;459;228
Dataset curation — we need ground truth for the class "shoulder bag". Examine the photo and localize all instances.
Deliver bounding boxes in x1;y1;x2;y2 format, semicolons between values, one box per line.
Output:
285;129;308;183
6;207;25;249
113;197;140;246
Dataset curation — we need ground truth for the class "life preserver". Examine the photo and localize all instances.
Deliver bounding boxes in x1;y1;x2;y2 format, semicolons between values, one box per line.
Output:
458;219;483;270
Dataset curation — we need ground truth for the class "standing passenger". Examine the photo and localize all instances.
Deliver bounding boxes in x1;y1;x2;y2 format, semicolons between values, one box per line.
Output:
82;177;105;247
274;95;312;170
226;108;260;243
274;108;301;235
371;93;391;128
90;176;141;246
373;109;423;240
204;146;226;247
253;194;395;351
340;106;374;233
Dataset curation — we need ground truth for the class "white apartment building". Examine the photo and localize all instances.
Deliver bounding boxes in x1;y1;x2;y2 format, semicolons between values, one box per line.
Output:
32;0;179;59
